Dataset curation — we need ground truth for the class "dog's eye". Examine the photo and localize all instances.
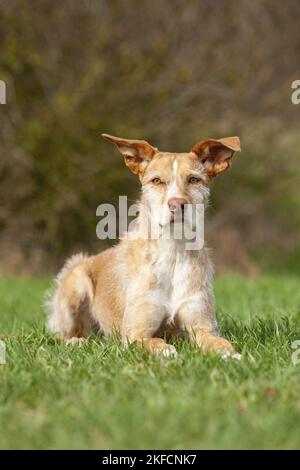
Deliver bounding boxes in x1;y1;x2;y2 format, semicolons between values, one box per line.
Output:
152;177;162;185
188;176;201;184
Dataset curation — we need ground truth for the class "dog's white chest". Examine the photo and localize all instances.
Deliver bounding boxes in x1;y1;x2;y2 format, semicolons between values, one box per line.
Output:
153;242;193;320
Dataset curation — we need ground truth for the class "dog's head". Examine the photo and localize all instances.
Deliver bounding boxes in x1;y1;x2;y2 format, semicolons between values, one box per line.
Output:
102;133;240;229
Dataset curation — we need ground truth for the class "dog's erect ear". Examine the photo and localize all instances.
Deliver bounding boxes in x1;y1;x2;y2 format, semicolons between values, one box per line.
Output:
102;133;157;174
191;136;241;177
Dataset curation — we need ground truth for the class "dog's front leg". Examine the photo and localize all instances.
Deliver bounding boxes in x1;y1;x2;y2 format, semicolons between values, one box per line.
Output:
178;298;240;359
122;296;177;358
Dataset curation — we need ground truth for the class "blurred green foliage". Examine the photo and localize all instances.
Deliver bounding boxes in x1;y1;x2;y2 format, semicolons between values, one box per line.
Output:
0;0;299;274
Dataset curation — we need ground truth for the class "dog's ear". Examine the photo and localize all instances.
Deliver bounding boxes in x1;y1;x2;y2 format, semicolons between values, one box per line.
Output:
191;136;241;177
102;133;157;174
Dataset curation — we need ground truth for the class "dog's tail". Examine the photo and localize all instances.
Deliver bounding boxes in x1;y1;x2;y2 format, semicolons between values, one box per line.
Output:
47;253;94;340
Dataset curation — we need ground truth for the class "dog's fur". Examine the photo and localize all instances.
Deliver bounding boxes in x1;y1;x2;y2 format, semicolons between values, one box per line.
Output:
48;133;241;358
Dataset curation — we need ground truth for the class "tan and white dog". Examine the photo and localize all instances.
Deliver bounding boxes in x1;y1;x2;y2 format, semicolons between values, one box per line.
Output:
48;133;241;359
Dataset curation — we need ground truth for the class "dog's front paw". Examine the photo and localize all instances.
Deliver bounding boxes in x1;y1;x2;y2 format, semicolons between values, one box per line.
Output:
210;337;241;360
65;337;85;346
221;351;242;361
197;332;240;360
211;338;241;360
160;344;178;358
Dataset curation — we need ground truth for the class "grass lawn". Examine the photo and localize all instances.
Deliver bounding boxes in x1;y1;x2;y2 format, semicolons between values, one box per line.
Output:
0;274;300;449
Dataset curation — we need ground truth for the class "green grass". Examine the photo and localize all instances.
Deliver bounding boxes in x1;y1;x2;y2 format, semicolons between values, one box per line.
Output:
0;275;300;449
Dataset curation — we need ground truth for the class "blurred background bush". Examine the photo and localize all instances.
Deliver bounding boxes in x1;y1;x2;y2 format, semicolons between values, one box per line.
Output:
0;0;299;276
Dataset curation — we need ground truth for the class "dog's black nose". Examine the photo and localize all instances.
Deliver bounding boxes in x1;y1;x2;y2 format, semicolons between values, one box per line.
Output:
168;198;188;214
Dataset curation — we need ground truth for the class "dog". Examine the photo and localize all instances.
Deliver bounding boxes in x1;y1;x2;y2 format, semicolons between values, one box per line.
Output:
48;133;241;359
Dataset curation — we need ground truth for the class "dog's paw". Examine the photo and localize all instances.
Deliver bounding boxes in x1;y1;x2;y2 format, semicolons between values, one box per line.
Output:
65;337;85;347
221;351;242;361
160;344;178;358
199;334;240;360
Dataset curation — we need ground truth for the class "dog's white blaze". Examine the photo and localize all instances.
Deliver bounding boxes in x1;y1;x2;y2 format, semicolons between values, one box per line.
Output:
172;160;178;178
166;159;180;200
157;159;182;227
